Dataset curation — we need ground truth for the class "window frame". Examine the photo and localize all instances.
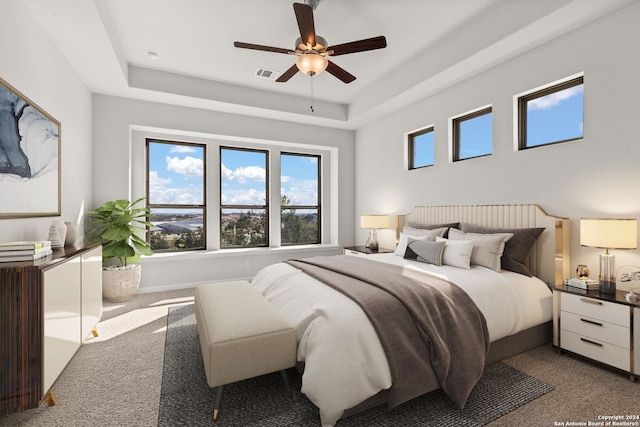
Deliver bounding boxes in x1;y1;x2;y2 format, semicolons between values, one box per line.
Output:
452;106;493;162
145;138;207;252
517;75;584;150
219;146;270;249
280;151;321;246
407;126;435;170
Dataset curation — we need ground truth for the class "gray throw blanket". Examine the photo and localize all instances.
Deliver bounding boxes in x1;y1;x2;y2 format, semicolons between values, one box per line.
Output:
285;255;489;410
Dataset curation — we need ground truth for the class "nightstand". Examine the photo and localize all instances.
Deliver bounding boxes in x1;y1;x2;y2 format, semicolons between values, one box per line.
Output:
343;246;394;256
553;284;639;381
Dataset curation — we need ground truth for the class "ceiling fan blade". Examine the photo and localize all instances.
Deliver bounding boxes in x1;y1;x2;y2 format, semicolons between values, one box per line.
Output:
276;64;299;82
293;3;316;47
326;60;356;84
327;36;387;56
234;41;293;55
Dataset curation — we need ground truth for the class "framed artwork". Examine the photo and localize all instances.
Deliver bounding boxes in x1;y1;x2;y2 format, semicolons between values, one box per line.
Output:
0;77;61;218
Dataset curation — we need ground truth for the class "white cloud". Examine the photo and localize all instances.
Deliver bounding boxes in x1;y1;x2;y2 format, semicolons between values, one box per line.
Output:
281;179;318;205
221;188;266;205
149;171;172;188
166;156;203;178
528;86;583;111
170;145;196;153
220;162;266;183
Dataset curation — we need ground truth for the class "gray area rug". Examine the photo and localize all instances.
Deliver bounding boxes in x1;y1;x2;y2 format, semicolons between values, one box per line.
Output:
158;304;554;426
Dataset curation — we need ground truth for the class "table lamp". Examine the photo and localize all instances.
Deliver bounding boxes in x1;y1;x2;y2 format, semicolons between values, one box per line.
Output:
580;218;637;294
360;214;389;251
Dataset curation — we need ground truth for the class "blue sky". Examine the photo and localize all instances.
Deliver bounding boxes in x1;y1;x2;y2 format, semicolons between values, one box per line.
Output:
148;142;318;207
413;82;583;165
526;84;584;146
148;142;204;206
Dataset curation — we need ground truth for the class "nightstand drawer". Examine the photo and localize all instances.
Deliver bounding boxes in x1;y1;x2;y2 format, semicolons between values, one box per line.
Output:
561;293;629;327
562;330;630;371
561;311;630;349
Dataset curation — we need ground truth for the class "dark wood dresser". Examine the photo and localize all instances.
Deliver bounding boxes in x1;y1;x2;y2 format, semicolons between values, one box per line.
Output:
0;243;102;415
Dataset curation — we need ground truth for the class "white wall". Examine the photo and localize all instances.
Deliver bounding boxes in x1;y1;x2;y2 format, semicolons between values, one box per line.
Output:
355;3;640;279
0;1;93;243
92;94;354;291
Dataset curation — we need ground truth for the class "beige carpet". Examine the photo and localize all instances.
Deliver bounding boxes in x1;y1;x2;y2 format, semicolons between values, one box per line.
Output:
1;287;638;426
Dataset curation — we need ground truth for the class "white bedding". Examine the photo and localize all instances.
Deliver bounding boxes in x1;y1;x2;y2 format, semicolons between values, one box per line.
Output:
251;254;552;426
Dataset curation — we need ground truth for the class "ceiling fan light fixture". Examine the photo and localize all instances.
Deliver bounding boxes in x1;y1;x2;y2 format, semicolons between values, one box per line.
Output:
296;53;328;76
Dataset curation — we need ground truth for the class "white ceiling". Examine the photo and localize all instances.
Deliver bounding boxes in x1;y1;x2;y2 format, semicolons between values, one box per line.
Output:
22;0;634;130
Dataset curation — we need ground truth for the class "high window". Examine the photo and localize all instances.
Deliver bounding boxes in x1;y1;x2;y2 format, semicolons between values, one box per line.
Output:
452;106;493;161
281;153;320;245
220;147;268;248
146;139;206;252
518;75;584;149
408;126;435;169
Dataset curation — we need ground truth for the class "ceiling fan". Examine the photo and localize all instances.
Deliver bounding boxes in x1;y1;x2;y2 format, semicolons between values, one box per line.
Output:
233;1;387;84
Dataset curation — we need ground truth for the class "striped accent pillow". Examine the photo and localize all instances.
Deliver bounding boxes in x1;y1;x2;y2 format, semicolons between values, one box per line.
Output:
404;238;446;265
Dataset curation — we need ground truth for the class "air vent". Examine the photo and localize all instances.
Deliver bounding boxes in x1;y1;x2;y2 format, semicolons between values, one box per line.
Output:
255;68;279;80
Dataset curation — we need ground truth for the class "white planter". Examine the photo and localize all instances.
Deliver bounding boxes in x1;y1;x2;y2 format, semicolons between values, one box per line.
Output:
102;264;141;303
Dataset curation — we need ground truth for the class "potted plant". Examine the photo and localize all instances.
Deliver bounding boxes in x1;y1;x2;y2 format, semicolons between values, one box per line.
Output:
87;197;154;302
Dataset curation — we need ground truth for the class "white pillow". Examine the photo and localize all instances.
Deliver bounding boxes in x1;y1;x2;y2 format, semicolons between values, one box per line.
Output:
448;228;513;271
435;237;473;269
395;227;448;256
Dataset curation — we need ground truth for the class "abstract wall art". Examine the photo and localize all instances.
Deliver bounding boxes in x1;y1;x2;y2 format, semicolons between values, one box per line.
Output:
0;77;60;218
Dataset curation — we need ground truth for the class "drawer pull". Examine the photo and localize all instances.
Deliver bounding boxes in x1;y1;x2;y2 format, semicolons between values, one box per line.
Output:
580;298;602;305
580;318;603;327
580;337;603;347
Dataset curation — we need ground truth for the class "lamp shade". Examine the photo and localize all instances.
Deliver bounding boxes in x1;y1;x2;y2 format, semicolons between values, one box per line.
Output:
360;215;389;229
580;218;637;249
296;53;328;76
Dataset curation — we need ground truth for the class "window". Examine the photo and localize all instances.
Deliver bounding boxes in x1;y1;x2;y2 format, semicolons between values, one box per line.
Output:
408;126;434;169
281;153;320;245
518;76;584;149
452;106;492;161
146;140;206;252
220;147;268;248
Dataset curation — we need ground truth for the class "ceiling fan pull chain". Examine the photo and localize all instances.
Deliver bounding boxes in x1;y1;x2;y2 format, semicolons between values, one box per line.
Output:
310;76;315;113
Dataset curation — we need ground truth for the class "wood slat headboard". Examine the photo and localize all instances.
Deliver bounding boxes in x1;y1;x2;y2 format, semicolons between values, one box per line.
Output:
396;204;570;287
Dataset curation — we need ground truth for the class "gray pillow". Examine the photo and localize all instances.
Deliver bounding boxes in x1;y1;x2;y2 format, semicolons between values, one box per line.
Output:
459;224;544;276
403;238;446;265
448;228;513;271
406;222;460;238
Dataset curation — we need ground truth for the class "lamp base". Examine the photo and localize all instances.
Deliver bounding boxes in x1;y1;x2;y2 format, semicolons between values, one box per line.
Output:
365;229;379;251
599;252;616;294
599;280;616;295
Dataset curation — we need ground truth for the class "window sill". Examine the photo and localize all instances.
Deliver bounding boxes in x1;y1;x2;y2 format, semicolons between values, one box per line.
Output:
139;244;342;264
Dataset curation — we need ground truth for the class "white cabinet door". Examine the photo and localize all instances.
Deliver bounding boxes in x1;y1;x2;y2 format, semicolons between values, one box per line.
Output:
81;246;103;341
43;257;82;392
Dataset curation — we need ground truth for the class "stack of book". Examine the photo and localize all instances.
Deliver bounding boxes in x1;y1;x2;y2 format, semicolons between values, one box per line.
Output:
565;277;599;291
0;241;53;262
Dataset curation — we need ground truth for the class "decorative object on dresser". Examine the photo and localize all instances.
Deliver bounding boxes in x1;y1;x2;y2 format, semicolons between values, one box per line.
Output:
0;240;52;262
580;218;637;294
617;266;640;303
0;77;61;219
576;264;590;279
360;214;389;251
553;284;638;382
0;243;103;415
64;221;78;246
86;197;154;302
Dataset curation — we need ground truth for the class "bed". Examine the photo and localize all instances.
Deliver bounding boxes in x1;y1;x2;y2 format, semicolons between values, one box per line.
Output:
251;204;570;426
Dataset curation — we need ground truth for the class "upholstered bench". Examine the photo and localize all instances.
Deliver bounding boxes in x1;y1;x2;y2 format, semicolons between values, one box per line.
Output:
194;280;297;421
